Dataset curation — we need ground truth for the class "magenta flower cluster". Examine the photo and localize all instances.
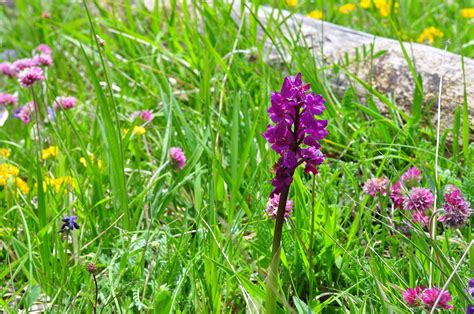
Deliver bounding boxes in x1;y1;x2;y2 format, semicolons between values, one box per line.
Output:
366;165;471;229
53;96;77;111
263;73;328;196
131;110;154;122
0;93;17;106
402;286;453;310
363;177;389;197
438;185;472;228
389;167;433;226
0;44;80;125
169;147;186;171
13;101;35;124
266;194;293;220
18;66;45;87
0;43;53;80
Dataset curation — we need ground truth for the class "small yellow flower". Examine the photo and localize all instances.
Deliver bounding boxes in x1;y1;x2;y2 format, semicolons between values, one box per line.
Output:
0;148;10;158
40;176;75;193
286;0;297;7
461;8;474;18
339;3;356;14
308;10;324;20
15;177;30;194
417;27;444;44
42;146;59;160
359;0;371;9
124;126;146;136
80;153;103;169
374;0;398;17
0;164;20;186
79;157;87;167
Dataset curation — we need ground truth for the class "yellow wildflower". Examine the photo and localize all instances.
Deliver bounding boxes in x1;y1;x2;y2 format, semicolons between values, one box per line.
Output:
15;177;30;194
360;0;371;9
286;0;297;7
0;164;20;185
461;8;474;18
374;0;398;17
307;10;324;20
40;176;75;193
42;146;59;160
339;4;356;14
80;153;103;169
0;148;10;158
79;157;87;167
124;126;146;136
417;27;443;44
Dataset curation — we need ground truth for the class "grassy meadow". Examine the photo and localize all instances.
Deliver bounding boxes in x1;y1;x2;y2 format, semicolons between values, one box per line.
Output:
0;0;473;313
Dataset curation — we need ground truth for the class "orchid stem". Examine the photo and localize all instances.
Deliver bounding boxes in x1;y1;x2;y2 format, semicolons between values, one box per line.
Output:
265;185;290;313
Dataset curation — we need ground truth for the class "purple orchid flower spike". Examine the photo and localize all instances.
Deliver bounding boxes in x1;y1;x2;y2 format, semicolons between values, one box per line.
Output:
263;73;328;313
263;73;328;197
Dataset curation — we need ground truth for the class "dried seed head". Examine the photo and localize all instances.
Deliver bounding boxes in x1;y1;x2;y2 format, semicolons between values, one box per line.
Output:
87;262;97;274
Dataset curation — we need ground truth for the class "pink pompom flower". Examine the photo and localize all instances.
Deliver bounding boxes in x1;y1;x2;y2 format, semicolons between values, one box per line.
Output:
140;110;153;122
36;44;52;55
438;185;472;228
400;167;422;187
420;287;453;310
363;177;389;197
266;194;293;219
13;102;35;124
402;286;423;307
53;96;77;111
0;93;18;106
12;58;37;72
0;62;17;77
18;66;44;87
390;181;405;209
131;110;154;122
33;53;53;67
404;187;434;212
169;147;186;171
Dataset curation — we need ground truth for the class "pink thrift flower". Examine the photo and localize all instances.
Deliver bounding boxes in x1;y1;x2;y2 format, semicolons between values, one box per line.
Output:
421;287;453;310
13;102;34;124
0;93;17;106
53;96;77;111
390;181;404;209
169;147;186;171
266;194;293;219
12;58;36;72
0;62;17;77
438;185;472;228
18;66;44;87
400;167;422;187
33;54;53;67
140;110;153;122
363;177;389;197
402;286;423;307
404;187;433;212
36;44;52;55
